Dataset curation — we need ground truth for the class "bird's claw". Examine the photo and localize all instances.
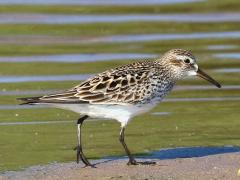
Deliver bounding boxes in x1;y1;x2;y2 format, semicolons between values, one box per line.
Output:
76;145;95;167
127;159;156;165
127;159;138;165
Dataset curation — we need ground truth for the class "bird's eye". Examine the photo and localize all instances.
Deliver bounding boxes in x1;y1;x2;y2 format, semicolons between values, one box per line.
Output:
184;59;191;64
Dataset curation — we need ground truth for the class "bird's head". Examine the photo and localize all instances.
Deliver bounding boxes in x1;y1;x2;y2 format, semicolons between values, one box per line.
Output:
160;49;221;88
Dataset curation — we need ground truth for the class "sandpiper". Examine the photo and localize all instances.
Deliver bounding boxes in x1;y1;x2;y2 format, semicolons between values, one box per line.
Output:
18;49;221;166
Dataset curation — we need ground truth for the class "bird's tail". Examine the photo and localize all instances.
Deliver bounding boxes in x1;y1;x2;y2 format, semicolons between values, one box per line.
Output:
17;96;42;105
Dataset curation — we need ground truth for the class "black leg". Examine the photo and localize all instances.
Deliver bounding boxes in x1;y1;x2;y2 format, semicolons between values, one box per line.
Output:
76;115;94;167
119;127;137;165
119;127;156;166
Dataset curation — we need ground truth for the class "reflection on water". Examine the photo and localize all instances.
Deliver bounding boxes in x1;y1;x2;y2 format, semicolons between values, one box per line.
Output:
145;146;240;159
98;31;240;43
1;13;240;24
174;85;240;90
215;68;240;73
0;74;93;83
214;53;240;59
0;105;45;110
0;0;203;5
1;31;240;45
207;45;238;50
0;90;59;96
164;97;240;102
0;120;73;126
0;53;156;63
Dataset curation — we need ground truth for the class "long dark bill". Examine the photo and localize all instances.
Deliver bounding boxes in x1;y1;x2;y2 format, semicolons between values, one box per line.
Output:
197;68;221;88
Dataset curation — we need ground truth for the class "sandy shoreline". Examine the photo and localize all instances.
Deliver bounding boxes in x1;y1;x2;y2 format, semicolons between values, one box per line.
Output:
2;152;240;180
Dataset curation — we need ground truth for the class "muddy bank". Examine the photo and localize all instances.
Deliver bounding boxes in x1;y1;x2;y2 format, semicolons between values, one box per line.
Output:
3;149;240;180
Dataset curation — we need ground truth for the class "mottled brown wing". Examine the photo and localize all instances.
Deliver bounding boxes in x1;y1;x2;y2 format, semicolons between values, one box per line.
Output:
39;61;154;104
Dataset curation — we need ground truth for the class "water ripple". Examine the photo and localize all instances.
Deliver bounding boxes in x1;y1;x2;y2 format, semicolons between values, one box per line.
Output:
0;53;156;63
1;13;240;24
0;74;93;83
0;0;203;5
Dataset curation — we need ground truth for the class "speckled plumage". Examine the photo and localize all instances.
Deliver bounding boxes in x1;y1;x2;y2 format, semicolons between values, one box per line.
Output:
18;49;200;126
35;49;196;106
18;49;221;166
39;60;175;105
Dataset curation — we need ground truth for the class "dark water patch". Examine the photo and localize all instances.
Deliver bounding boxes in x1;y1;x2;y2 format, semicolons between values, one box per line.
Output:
0;53;156;63
102;146;240;163
0;74;93;83
0;13;239;24
0;0;203;5
146;146;240;159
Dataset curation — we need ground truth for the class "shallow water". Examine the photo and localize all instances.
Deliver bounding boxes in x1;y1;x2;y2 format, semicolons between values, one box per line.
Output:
214;53;240;59
0;105;45;110
0;90;59;96
0;74;93;83
0;53;156;63
215;68;240;73
0;0;203;5
151;112;171;116
0;120;74;125
207;45;238;50
1;31;240;45
173;85;240;90
96;31;240;43
1;13;240;24
163;97;240;102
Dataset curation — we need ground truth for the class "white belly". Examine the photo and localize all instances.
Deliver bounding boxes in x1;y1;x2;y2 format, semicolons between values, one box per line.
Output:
51;103;156;127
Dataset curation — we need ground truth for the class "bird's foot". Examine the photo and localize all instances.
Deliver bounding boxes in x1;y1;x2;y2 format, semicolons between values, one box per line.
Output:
127;159;138;165
138;161;156;165
127;159;156;166
83;164;96;168
76;146;95;168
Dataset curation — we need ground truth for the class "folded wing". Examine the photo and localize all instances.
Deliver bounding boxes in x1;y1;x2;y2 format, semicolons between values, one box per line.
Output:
18;61;154;105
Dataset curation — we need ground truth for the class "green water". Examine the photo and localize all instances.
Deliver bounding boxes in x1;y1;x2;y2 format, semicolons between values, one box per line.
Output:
0;0;240;172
